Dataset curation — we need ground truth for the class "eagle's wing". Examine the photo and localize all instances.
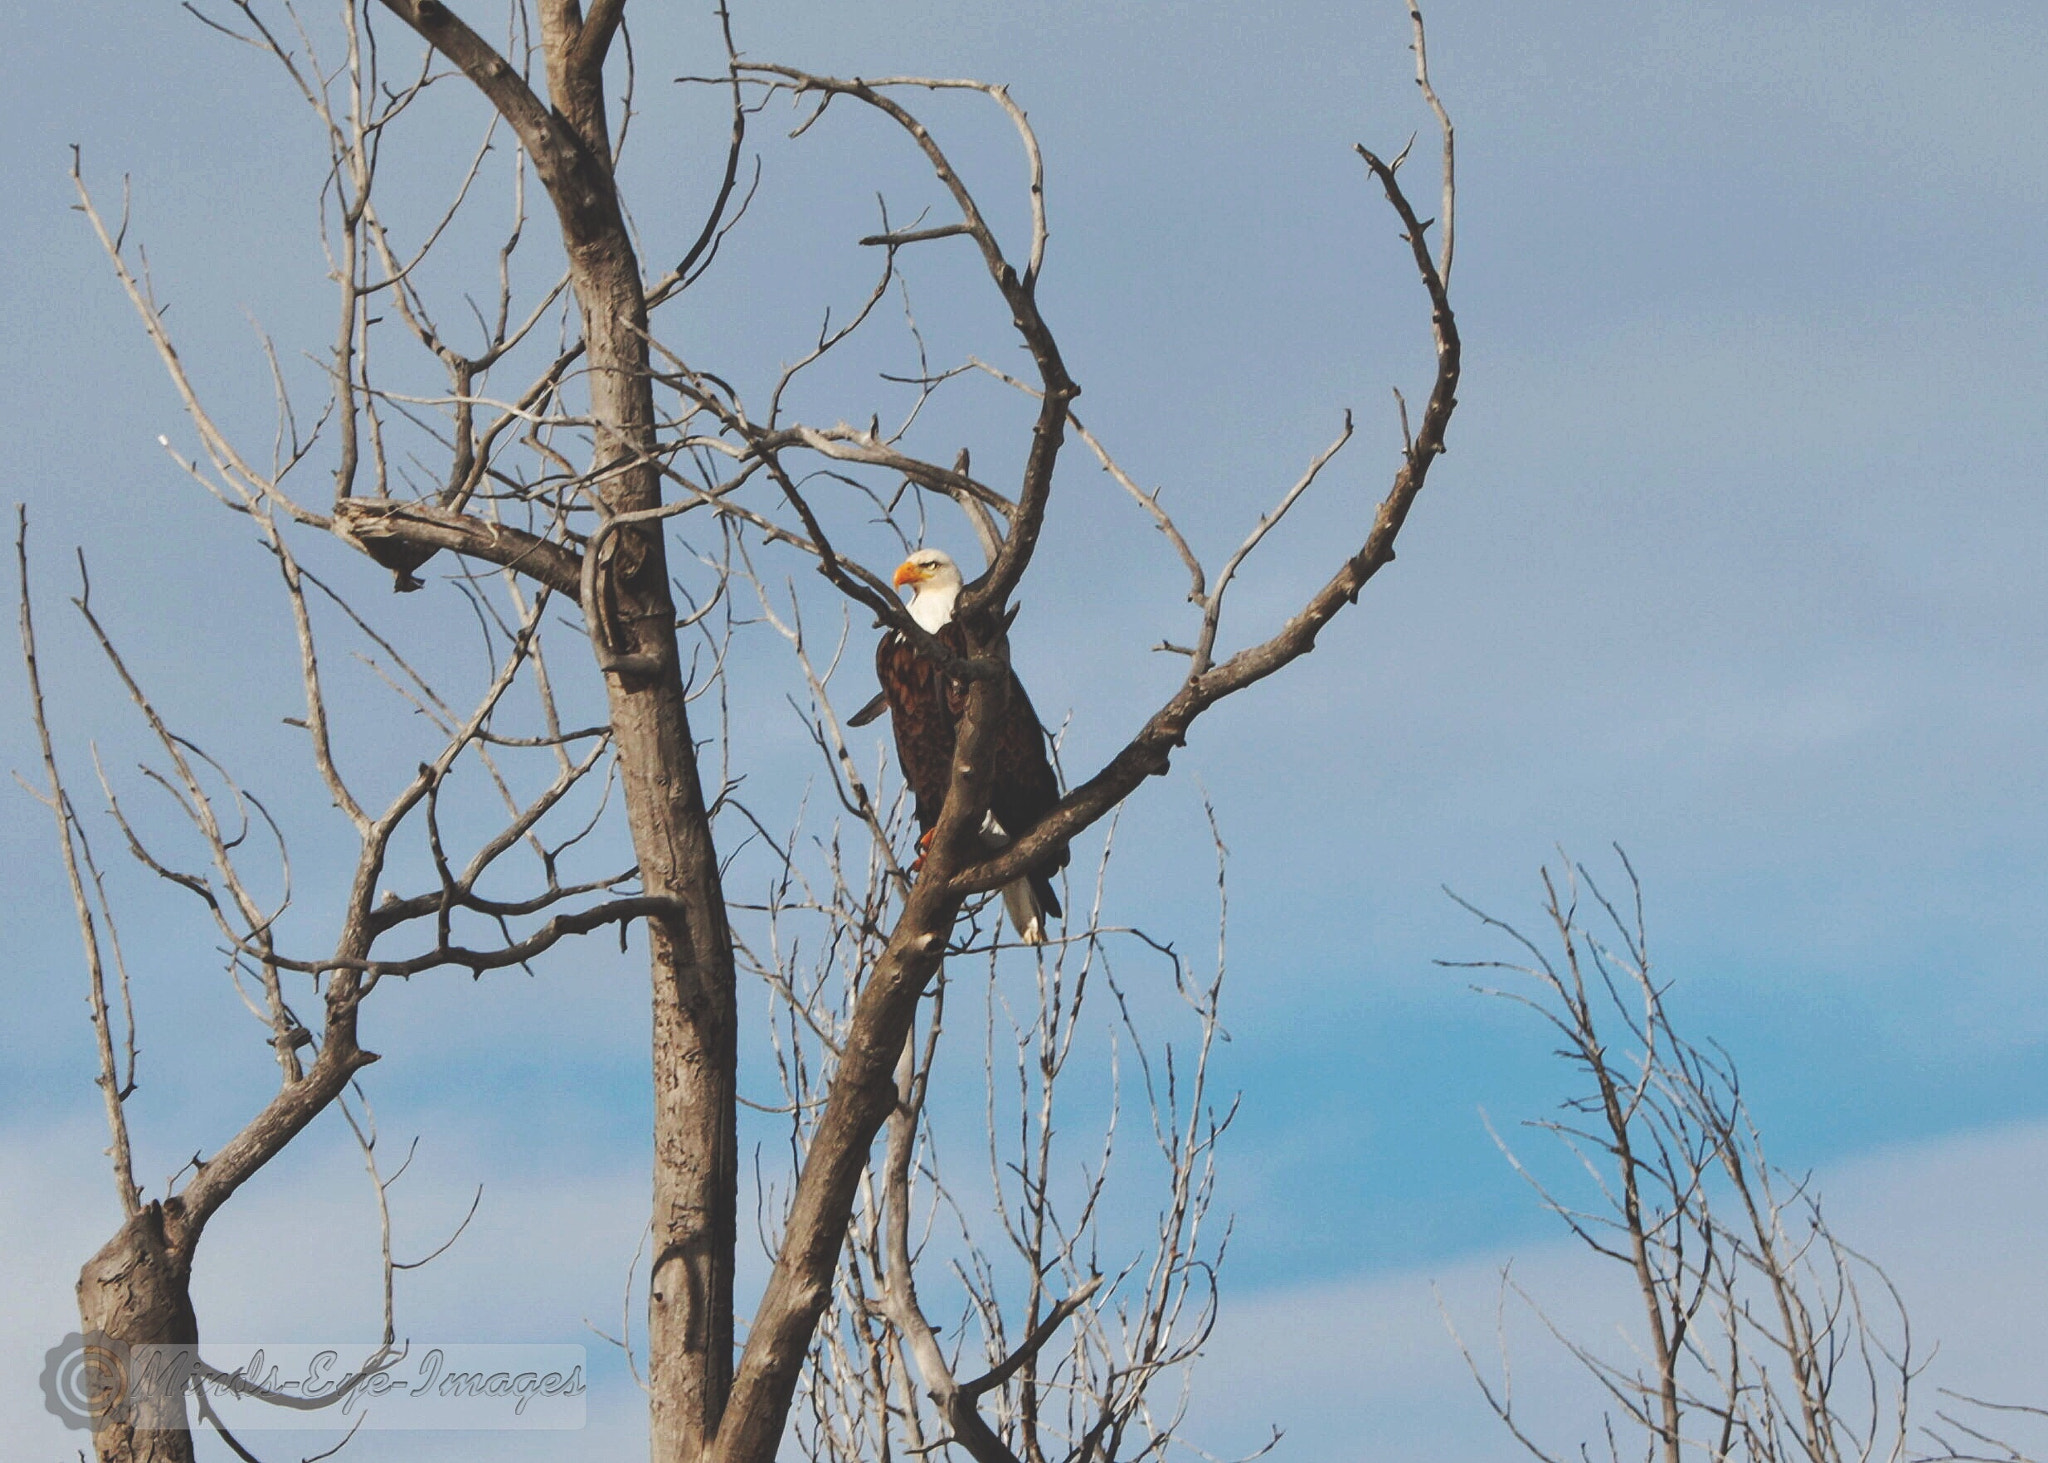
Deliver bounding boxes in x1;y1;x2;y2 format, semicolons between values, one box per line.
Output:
877;629;957;831
878;607;1067;937
989;674;1066;865
846;690;890;727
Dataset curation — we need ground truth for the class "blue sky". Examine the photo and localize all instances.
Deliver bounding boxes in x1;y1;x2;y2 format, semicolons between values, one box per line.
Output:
5;2;2048;1459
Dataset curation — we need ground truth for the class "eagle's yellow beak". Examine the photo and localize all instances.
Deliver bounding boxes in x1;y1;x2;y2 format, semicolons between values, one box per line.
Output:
893;559;925;589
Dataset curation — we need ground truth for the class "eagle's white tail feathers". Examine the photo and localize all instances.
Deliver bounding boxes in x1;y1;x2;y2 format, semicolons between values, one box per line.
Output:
1003;879;1049;946
980;812;1048;946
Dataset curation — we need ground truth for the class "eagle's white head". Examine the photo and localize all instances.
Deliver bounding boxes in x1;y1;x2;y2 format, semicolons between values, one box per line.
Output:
893;548;963;633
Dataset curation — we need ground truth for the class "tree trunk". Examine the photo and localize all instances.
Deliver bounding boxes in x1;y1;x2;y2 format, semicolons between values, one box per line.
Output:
76;1203;198;1463
364;10;747;1457
543;59;741;1463
581;235;739;1463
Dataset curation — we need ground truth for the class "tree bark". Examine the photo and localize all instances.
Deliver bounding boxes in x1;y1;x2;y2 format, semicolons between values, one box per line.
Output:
72;981;376;1463
547;83;741;1463
370;6;745;1454
76;1205;199;1463
714;668;1011;1463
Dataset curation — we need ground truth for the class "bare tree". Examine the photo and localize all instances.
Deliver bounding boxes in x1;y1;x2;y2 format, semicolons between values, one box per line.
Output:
1445;855;2048;1463
19;498;632;1461
32;2;1463;1461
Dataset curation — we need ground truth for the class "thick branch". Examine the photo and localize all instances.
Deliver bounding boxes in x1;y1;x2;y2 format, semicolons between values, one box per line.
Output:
574;0;628;81
714;672;1012;1463
374;2;570;178
348;894;681;977
332;498;583;596
953;148;1458;898
175;1037;380;1241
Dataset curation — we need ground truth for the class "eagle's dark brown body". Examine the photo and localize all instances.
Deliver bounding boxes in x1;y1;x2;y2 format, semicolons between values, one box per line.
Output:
875;616;1066;925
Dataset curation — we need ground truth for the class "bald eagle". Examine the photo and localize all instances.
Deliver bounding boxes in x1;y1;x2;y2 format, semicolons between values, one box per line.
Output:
850;548;1067;944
